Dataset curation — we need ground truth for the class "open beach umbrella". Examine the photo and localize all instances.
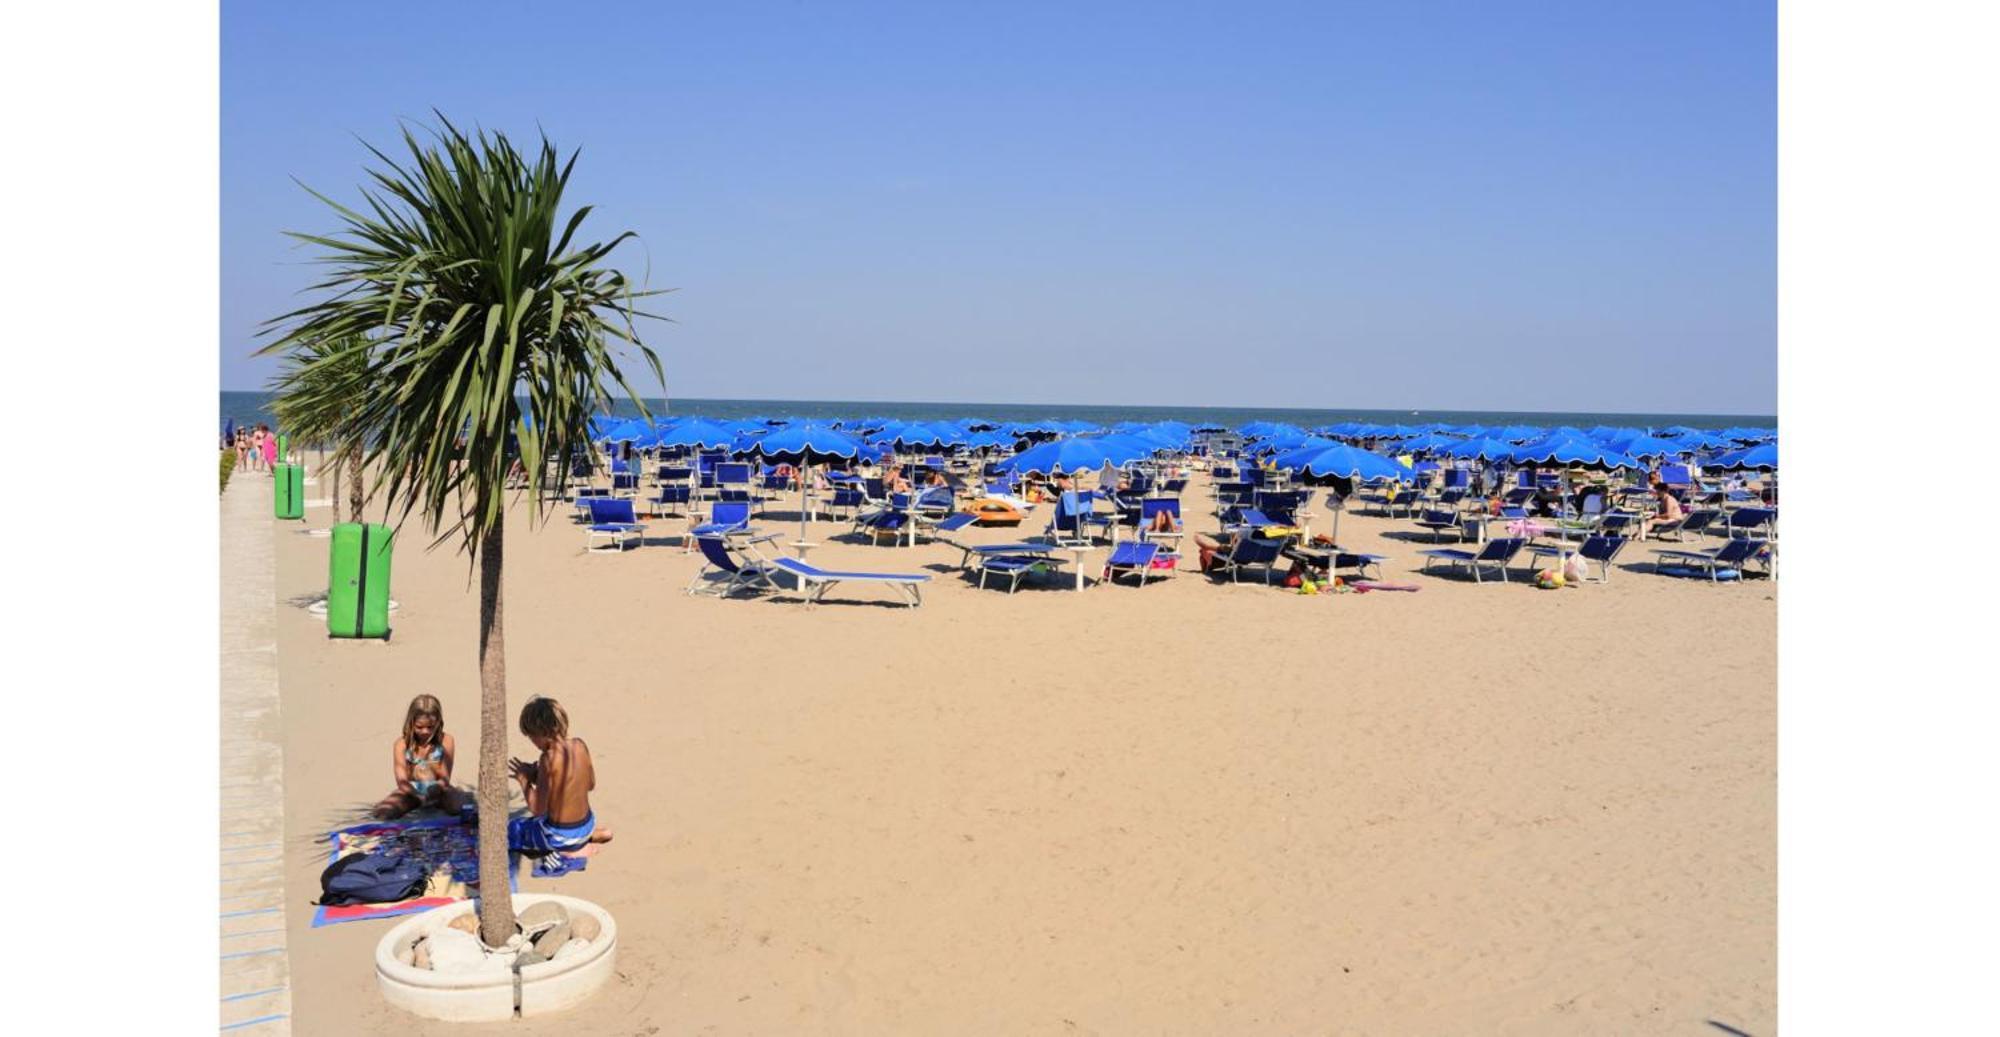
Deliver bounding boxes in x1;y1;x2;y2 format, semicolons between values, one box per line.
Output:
1506;436;1641;469
653;418;739;450
1396;432;1464;454
1281;443;1410;544
1710;443;1778;471
962;429;1016;452
1606;432;1688;460
894;421;963;451
598;418;650;444
1268;437;1343;469
999;437;1148;476
752;425;866;540
1439;437;1516;461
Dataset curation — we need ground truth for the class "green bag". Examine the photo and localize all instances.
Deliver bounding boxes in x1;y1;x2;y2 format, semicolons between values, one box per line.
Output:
328;523;394;639
273;463;304;520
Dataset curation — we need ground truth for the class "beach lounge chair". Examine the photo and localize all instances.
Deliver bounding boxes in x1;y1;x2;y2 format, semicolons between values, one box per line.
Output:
686;533;784;597
1414;508;1464;543
1223;506;1287;537
1209;535;1288;584
1724;507;1777;539
1104;540;1175;586
1138;498;1184;546
771;557;929;607
645;482;693;517
1417;537;1527;583
1046;491;1095;546
1649;507;1721;542
1595;511;1639;538
952;533;1063;588
1527;535;1630;583
691;500;753;540
1651;537;1766;582
584;497;648;551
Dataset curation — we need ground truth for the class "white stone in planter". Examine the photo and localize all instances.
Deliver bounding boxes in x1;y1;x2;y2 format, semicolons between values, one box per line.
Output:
375;894;618;1023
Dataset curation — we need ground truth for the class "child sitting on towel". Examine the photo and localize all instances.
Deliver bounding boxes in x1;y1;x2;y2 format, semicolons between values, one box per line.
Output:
507;697;614;855
373;695;465;819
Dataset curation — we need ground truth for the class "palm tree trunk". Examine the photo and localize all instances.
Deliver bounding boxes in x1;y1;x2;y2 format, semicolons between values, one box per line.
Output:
327;442;340;524
348;445;365;525
474;511;517;946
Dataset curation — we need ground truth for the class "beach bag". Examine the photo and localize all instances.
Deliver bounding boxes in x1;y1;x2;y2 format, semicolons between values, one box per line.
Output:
1562;552;1590;584
315;849;429;906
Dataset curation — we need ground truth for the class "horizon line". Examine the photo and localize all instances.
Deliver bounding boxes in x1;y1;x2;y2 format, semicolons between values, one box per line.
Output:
218;388;1774;421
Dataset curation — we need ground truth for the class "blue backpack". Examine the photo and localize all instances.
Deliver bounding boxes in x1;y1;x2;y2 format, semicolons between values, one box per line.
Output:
315;850;430;906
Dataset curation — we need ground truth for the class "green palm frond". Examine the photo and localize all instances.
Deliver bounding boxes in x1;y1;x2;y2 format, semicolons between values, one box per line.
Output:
258;114;666;555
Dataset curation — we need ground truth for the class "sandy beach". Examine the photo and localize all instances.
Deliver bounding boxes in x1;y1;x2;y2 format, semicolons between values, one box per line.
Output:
264;463;1774;1035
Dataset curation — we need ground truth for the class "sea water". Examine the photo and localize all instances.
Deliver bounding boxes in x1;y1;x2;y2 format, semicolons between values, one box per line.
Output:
219;392;1773;437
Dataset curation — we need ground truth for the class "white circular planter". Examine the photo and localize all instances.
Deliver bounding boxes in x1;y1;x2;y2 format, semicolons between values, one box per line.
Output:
375;894;618;1023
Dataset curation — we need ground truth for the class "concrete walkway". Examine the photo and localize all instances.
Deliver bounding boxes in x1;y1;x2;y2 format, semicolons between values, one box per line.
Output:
219;470;293;1034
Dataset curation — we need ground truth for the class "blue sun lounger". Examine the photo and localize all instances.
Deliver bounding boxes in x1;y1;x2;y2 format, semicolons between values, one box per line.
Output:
1104;540;1174;587
1414;508;1463;542
1651;536;1766;582
584;497;648;552
1417;536;1527;583
1527;535;1630;583
771;557;929;607
691;500;753;539
686;533;784;597
1209;535;1288;584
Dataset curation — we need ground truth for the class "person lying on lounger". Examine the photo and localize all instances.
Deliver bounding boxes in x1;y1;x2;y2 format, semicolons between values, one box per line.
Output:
507;697;614;855
373;694;466;819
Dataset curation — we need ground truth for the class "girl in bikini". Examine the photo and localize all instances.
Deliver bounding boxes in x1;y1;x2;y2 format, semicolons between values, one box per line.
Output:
507;697;614;855
373;695;464;819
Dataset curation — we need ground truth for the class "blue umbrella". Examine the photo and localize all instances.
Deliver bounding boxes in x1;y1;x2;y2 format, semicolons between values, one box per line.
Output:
1506;436;1643;469
1606;432;1689;459
1710;443;1778;471
1439;437;1517;461
653;419;739;450
599;418;653;445
962;429;1017;452
747;426;867;539
894;421;964;450
222;417;236;445
1269;437;1343;468
1283;443;1411;482
1280;443;1410;542
999;437;1149;476
1395;432;1464;454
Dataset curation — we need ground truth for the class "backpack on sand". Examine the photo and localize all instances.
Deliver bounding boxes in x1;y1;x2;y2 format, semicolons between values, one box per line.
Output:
315;850;430;906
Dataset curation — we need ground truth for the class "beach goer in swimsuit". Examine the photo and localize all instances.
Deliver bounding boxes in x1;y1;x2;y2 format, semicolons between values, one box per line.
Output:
249;427;266;472
373;694;464;819
1641;484;1686;539
1192;530;1239;573
235;428;251;471
507;697;614;855
261;424;279;470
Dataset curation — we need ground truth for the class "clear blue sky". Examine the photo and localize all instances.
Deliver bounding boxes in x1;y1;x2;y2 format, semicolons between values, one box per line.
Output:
222;0;1775;413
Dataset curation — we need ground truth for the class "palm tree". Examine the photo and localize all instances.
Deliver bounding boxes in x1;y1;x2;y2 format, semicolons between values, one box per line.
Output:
269;331;374;523
260;116;664;945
